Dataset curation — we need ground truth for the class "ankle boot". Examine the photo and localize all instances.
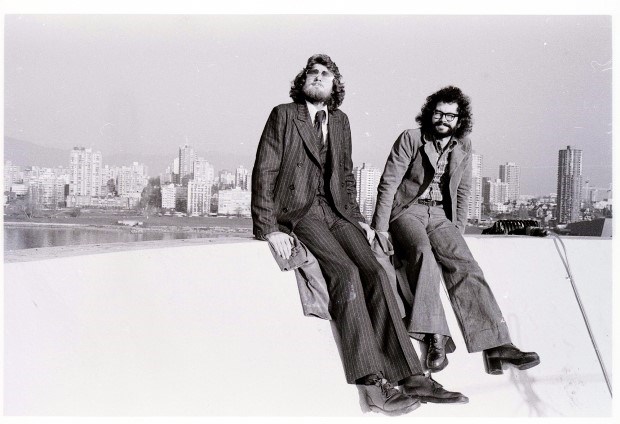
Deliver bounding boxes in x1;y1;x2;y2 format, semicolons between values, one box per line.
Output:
482;343;540;375
426;334;449;372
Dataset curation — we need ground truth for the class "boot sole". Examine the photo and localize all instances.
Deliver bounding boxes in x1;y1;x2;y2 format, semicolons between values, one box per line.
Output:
367;400;421;416
419;395;469;404
484;355;541;375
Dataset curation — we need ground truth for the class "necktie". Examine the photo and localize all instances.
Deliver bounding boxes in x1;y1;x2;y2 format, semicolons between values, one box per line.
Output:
314;110;326;145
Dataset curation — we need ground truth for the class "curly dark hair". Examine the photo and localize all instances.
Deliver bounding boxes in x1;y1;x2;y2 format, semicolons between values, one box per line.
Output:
289;54;345;111
415;86;473;138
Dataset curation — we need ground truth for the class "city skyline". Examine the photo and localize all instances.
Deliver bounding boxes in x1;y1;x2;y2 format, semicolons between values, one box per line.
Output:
5;141;613;197
4;14;612;196
5;140;611;226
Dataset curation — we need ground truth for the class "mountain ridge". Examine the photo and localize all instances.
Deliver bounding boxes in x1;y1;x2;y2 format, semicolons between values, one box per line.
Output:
4;137;254;175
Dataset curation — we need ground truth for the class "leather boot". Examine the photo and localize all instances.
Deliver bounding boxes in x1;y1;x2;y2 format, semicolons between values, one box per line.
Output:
400;374;468;404
358;374;420;416
482;343;540;375
425;333;449;372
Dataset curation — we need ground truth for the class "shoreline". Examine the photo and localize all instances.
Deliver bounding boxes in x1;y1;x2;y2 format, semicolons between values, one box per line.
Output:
3;217;253;235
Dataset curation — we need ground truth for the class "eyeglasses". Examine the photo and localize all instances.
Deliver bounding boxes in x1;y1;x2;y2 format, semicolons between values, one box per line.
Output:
432;110;459;122
306;69;334;79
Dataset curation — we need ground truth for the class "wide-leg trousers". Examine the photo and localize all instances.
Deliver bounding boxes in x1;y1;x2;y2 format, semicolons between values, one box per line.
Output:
390;204;512;353
294;198;424;384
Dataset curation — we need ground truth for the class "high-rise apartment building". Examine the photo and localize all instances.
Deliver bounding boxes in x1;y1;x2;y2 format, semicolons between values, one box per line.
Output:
69;147;103;197
179;144;196;185
161;183;178;209
556;145;583;223
467;153;483;221
235;165;249;190
28;168;66;209
160;184;188;211
483;177;509;213
354;163;381;223
193;158;215;183
3;161;22;192
499;162;520;201
116;162;148;196
187;180;212;215
172;157;180;184
160;165;173;185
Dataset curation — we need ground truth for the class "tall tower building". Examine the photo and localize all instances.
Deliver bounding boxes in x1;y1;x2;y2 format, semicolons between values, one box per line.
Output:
69;147;103;197
556;145;583;224
28;168;66;209
354;163;381;223
193;158;215;183
499;162;520;201
467;153;483;221
172;157;180;184
483;177;509;213
4;161;22;192
187;180;212;215
178;144;196;185
235;165;249;190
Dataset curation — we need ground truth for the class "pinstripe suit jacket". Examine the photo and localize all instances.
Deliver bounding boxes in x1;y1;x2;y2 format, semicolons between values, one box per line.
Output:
251;102;366;239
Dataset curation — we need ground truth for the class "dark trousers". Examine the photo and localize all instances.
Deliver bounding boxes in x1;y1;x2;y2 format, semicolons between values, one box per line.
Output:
391;204;512;352
294;198;423;384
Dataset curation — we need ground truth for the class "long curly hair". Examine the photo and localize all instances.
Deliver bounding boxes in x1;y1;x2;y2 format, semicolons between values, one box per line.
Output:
415;86;473;138
289;54;345;111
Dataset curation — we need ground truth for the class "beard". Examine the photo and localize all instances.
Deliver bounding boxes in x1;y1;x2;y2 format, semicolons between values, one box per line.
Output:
432;122;456;138
303;83;332;103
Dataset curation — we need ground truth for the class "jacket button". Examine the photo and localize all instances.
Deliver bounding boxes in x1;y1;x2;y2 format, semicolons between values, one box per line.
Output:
341;182;345;187
344;205;349;210
404;204;409;209
289;184;295;190
297;162;302;167
283;207;288;213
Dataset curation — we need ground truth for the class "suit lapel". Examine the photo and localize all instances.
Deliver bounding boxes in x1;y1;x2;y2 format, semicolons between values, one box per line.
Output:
421;136;438;172
448;139;467;177
293;103;321;166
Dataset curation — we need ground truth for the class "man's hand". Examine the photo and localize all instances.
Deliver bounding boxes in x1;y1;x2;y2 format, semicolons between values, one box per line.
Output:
358;222;376;244
265;231;295;259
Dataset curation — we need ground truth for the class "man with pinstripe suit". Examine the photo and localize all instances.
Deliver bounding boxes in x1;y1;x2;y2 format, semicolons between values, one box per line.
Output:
251;54;467;415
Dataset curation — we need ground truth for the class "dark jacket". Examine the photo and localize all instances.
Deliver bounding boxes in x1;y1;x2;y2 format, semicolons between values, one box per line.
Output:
372;128;472;233
251;102;366;240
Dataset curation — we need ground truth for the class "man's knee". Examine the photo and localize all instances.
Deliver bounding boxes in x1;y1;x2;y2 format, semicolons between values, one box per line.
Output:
397;239;433;262
330;262;362;304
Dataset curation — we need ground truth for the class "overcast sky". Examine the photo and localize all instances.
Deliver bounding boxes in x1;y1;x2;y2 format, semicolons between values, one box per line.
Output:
4;13;612;195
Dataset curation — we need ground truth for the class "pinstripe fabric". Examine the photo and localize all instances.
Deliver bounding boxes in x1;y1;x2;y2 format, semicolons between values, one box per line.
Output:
294;200;423;383
251;102;365;240
252;101;423;384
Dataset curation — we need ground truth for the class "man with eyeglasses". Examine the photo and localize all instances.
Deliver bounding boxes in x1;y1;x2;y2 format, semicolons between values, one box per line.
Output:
252;57;467;415
371;86;540;376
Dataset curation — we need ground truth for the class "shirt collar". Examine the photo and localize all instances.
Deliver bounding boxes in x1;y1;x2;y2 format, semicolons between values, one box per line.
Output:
423;131;459;153
306;101;329;126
